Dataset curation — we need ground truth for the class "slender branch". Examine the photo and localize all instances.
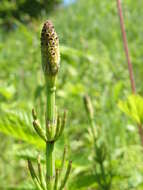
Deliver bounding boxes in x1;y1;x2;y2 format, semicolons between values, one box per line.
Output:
54;169;59;190
117;0;143;145
59;161;72;190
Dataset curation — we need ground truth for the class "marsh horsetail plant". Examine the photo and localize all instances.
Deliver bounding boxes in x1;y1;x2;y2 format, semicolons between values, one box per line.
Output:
28;20;72;190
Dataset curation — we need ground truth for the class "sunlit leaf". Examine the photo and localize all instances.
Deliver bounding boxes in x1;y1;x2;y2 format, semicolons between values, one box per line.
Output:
118;94;143;125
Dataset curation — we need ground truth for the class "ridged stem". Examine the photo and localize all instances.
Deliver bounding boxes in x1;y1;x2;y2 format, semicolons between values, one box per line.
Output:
46;85;56;123
45;76;56;190
46;141;55;190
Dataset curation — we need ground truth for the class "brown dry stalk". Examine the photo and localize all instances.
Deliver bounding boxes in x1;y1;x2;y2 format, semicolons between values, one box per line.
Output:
116;0;143;145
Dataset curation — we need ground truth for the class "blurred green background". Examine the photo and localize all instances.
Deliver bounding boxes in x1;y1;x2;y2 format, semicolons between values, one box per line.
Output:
0;0;143;189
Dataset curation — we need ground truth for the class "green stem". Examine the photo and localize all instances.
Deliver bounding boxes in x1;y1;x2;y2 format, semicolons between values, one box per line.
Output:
46;141;55;189
46;77;56;123
99;161;108;189
89;118;96;140
45;76;56;190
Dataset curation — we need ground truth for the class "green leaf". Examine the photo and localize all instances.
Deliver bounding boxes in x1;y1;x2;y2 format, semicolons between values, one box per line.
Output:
0;111;44;149
69;171;97;189
118;94;143;125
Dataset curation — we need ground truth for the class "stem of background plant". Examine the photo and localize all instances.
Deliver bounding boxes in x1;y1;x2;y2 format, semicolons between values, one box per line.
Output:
83;95;96;141
46;76;56;190
117;0;143;145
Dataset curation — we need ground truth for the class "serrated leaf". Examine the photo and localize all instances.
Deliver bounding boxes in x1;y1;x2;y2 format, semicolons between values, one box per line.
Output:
0;111;44;149
118;94;143;125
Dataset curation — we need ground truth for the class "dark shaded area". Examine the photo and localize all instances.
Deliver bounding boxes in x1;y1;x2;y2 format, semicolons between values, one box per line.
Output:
0;0;62;28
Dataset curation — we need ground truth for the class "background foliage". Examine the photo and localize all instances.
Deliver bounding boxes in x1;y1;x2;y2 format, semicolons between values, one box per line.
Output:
0;0;62;28
0;0;143;189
